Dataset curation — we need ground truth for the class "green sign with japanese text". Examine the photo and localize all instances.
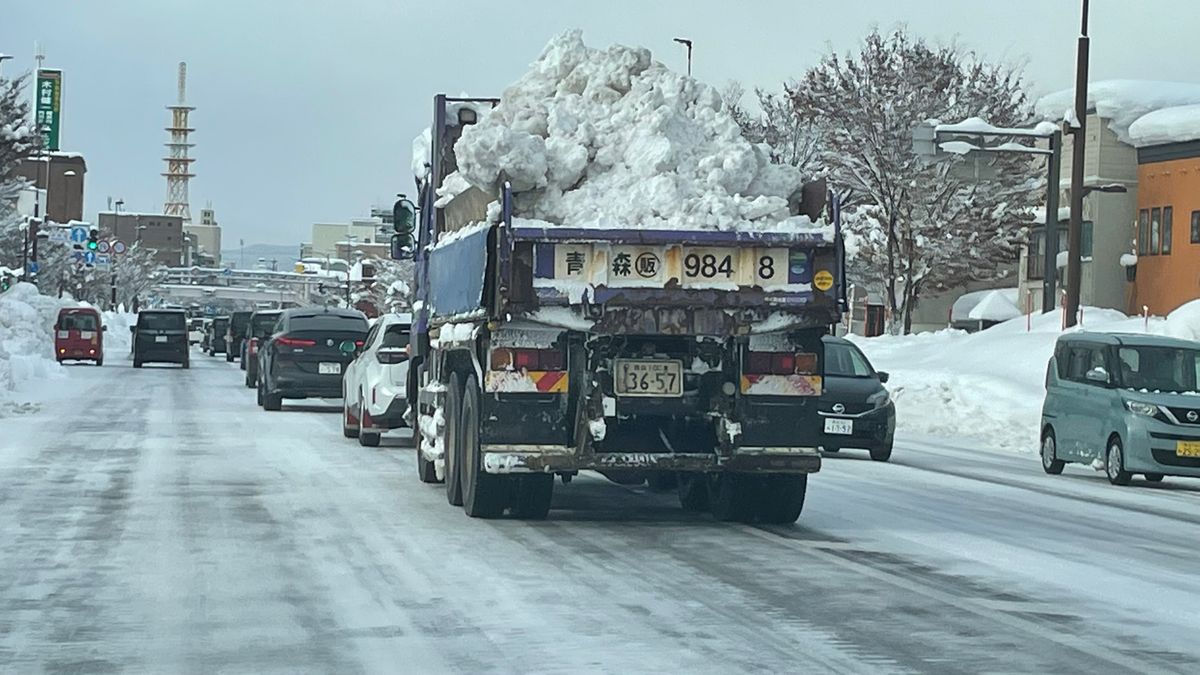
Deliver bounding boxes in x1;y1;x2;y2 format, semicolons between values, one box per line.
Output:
35;69;62;151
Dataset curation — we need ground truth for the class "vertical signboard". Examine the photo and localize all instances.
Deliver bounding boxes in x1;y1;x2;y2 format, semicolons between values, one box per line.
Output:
35;69;62;151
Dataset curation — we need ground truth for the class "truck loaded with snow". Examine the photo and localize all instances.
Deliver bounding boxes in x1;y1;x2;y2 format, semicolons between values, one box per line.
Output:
402;32;846;522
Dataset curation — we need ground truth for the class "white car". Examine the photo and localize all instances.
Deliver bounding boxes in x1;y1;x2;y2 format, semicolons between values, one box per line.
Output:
188;318;206;345
342;313;412;447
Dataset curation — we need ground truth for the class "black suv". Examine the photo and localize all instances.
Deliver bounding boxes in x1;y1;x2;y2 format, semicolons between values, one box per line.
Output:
226;311;252;364
257;308;368;411
132;309;190;368
243;310;282;388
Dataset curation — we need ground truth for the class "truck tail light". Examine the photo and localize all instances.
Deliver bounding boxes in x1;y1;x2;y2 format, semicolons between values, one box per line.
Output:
744;351;818;375
490;347;566;371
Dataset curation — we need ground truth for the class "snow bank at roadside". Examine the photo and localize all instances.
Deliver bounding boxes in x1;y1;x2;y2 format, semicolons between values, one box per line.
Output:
850;300;1200;453
0;284;73;410
447;30;821;235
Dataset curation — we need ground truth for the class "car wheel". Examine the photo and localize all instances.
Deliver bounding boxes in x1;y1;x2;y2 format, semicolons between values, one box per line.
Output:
182;359;190;369
95;359;103;367
226;351;234;363
256;378;265;407
1144;473;1165;483
869;442;893;462
358;401;381;447
1041;429;1065;475
133;359;143;368
1105;437;1132;486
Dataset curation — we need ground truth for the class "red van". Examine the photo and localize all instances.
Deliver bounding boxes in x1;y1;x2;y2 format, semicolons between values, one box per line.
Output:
55;307;105;366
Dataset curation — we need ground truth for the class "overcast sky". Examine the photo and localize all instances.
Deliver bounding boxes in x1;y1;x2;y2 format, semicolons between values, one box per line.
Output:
2;0;1197;248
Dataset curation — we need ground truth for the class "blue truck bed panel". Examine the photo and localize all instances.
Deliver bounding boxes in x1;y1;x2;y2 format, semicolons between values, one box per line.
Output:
428;226;489;317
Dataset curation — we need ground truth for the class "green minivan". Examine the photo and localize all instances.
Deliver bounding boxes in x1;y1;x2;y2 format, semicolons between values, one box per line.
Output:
1041;332;1200;485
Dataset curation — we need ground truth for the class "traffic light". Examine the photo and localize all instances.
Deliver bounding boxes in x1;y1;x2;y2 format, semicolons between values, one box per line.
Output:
0;274;11;293
86;228;99;251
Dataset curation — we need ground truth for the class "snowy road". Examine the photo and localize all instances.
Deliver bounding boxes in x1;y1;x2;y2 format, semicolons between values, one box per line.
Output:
2;353;1200;673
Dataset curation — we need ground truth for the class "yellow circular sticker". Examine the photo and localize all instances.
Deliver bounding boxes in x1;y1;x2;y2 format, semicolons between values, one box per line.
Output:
813;270;834;291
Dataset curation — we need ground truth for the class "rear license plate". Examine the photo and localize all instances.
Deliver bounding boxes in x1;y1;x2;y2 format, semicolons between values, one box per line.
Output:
155;335;168;343
319;362;342;375
1177;441;1200;457
824;418;853;435
615;359;683;397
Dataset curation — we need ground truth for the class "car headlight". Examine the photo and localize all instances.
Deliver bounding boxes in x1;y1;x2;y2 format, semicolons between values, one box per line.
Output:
1124;400;1159;417
868;390;891;409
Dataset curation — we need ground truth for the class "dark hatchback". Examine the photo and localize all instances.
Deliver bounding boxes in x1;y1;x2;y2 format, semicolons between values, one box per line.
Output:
207;317;229;355
133;310;190;369
226;311;252;364
243;310;282;388
818;335;895;461
257;308;368;411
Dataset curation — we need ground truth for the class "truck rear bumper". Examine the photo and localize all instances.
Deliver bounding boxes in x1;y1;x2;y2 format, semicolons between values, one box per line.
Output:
481;445;820;475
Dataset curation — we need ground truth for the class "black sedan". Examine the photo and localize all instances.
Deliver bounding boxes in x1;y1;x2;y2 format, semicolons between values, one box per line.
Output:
257;308;368;411
818;335;896;462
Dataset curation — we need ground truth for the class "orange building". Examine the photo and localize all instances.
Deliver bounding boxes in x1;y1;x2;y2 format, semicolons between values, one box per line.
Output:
1132;142;1200;315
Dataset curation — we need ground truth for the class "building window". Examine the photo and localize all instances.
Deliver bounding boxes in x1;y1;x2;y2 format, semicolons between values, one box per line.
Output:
1192;211;1200;244
1028;225;1068;280
1150;207;1161;255
1082;221;1093;258
1162;206;1172;255
1138;209;1149;254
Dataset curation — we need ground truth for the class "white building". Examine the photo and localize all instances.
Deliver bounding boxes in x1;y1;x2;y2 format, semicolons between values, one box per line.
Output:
184;207;222;266
305;218;386;259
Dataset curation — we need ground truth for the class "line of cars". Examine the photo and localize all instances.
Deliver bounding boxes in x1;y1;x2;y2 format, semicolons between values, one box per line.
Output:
203;307;416;447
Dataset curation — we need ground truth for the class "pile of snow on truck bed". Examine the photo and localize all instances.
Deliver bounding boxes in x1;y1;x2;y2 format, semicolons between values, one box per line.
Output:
450;30;822;234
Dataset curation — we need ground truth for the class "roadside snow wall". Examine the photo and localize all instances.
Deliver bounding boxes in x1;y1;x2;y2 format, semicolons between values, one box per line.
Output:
447;30;819;233
0;283;72;405
851;300;1200;453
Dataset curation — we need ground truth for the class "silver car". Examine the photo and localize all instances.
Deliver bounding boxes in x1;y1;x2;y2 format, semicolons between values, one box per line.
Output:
1040;332;1200;485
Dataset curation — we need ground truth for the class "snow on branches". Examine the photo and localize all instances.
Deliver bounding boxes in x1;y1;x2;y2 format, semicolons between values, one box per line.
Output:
778;28;1039;332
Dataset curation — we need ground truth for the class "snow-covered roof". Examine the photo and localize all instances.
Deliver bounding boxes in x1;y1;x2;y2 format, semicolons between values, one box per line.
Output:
1035;80;1200;144
1128;103;1200;147
951;288;1020;322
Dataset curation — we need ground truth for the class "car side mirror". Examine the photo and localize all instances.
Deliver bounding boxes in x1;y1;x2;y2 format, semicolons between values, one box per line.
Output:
1085;366;1110;385
876;371;890;384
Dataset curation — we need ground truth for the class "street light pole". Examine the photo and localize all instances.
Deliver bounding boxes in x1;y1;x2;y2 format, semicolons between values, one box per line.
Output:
1042;130;1063;313
1065;0;1091;328
673;38;693;76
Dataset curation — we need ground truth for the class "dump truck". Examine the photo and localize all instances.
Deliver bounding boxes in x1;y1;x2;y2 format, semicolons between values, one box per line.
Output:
398;95;846;522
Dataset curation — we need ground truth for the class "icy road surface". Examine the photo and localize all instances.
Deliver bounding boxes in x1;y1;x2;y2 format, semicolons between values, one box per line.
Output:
2;354;1199;673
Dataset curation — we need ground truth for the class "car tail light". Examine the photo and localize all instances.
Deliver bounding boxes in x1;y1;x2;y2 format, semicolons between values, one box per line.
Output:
249;338;259;355
276;335;316;347
376;350;408;365
355;340;365;348
490;347;567;371
744;351;818;375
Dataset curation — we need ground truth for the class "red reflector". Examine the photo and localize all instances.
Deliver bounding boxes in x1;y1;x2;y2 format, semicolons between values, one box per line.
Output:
249;338;259;354
355;340;364;348
773;354;795;375
276;336;316;347
513;349;539;370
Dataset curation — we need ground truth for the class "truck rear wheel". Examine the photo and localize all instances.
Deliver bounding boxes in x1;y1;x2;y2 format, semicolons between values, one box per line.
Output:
512;475;554;519
444;373;464;505
460;375;508;518
754;475;808;524
678;474;709;512
708;474;756;522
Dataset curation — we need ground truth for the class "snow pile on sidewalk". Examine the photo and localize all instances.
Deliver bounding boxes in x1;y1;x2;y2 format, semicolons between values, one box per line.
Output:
0;283;73;409
851;300;1200;453
447;30;822;234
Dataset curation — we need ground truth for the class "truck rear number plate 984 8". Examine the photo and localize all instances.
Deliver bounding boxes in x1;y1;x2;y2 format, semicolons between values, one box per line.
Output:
615;360;683;397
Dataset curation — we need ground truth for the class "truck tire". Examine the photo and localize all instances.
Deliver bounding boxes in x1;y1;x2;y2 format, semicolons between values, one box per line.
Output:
460;375;508;518
444;373;465;506
708;474;756;522
678;474;709;512
226;350;234;363
755;475;808;524
512;475;554;519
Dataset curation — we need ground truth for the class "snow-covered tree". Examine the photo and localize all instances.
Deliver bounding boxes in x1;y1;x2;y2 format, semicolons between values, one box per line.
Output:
724;82;821;176
0;74;37;274
352;257;414;315
786;28;1039;332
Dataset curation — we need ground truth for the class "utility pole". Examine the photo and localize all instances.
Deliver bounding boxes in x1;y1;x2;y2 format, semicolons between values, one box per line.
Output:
1064;0;1090;328
673;38;693;76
